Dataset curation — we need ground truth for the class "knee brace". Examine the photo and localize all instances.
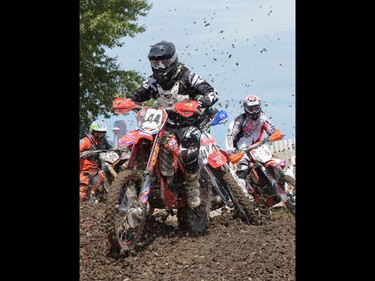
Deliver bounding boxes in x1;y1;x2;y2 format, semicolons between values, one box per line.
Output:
237;157;249;173
237;170;247;180
180;139;200;174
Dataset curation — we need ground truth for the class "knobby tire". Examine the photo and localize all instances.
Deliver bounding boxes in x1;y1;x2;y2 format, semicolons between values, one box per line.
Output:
222;172;260;225
104;169;145;254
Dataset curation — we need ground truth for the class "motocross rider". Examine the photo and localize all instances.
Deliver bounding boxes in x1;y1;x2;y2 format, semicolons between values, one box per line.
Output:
79;120;112;202
124;40;219;208
225;95;277;187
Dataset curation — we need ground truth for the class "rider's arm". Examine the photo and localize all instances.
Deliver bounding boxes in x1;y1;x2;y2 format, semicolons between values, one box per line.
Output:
263;115;277;136
127;76;157;103
225;115;243;154
184;69;219;108
79;137;92;153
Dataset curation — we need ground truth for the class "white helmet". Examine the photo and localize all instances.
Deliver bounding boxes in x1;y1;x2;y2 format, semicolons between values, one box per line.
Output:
244;95;261;120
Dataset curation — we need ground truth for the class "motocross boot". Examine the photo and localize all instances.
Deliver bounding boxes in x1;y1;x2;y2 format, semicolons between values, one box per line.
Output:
184;171;201;208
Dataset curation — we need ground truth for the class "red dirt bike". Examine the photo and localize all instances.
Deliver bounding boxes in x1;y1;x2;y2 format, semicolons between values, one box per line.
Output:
80;148;129;202
229;130;296;216
104;98;212;253
199;109;259;225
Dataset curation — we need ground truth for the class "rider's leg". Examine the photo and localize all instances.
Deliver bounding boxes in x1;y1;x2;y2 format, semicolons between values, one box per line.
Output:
178;127;202;208
79;173;90;202
80;171;100;202
236;154;254;200
184;170;201;208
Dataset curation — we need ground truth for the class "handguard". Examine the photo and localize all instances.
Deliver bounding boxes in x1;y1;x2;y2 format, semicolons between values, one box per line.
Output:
113;97;136;114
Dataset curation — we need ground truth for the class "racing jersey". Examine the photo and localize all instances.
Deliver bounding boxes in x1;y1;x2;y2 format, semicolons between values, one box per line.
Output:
225;112;276;154
127;64;219;127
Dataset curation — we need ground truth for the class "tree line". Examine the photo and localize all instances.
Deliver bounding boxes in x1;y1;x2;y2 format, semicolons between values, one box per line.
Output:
79;0;152;137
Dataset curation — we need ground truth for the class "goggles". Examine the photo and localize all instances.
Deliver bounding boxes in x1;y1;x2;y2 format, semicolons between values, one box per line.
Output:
92;131;106;138
150;52;177;69
246;105;261;113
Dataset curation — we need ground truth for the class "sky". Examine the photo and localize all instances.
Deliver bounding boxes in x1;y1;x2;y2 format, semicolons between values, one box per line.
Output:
102;0;295;148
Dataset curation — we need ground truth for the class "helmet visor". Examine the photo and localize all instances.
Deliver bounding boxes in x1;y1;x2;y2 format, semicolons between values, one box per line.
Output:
92;131;106;140
150;52;177;69
150;59;173;69
245;105;261;113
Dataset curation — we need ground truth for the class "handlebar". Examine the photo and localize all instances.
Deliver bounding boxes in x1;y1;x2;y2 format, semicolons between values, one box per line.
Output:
165;105;204;116
113;97;204;117
241;129;282;153
237;133;278;154
199;109;228;131
240;136;270;153
229;130;282;164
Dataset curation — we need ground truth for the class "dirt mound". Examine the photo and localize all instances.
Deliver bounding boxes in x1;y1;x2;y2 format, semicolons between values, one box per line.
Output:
80;202;295;281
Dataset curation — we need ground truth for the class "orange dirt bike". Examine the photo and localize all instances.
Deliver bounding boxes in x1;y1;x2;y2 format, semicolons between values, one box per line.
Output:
229;130;296;216
198;109;259;225
104;98;213;253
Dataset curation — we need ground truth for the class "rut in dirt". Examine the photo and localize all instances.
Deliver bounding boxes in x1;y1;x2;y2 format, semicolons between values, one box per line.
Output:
80;202;295;281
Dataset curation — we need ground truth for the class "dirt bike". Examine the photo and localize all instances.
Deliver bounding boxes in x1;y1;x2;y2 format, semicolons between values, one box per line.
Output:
80;148;129;202
229;130;296;216
104;98;212;253
199;109;259;225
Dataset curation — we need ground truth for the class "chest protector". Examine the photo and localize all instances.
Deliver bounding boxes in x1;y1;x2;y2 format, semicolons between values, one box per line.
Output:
156;81;190;108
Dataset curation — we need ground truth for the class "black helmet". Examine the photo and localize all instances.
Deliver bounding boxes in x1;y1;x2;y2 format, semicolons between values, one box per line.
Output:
148;41;179;87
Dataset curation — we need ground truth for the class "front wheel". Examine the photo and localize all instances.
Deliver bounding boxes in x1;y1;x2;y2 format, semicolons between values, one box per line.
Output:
284;174;296;206
277;167;296;216
104;169;146;253
278;171;296;216
221;171;260;225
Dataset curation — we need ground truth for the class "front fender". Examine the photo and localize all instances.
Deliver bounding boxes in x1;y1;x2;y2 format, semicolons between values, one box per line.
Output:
118;130;153;147
208;149;227;168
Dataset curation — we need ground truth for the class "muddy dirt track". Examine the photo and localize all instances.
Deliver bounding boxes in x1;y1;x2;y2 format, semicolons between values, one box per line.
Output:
80;202;295;281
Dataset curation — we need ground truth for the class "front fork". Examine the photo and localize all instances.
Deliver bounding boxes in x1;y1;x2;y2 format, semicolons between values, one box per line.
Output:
223;162;253;197
202;166;233;207
254;162;289;203
127;174;152;228
119;139;158;228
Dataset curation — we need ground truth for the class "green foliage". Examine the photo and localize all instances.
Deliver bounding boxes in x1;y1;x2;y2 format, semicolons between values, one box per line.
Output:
140;99;156;107
80;0;152;138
